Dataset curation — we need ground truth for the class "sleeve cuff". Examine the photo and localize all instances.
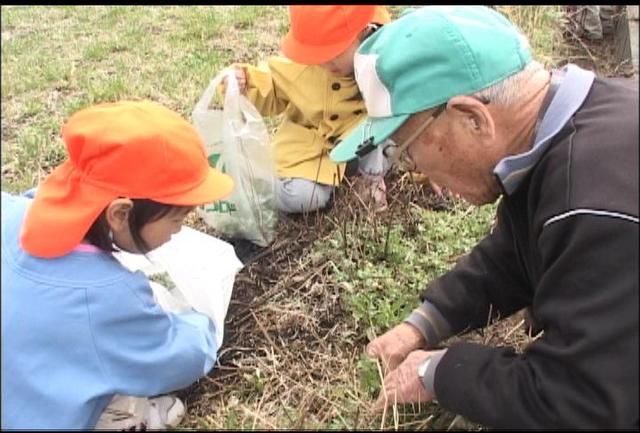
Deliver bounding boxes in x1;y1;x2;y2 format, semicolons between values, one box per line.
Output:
404;300;453;347
420;349;447;397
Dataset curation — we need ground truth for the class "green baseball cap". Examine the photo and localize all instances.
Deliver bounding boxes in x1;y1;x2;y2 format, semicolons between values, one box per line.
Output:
330;6;533;162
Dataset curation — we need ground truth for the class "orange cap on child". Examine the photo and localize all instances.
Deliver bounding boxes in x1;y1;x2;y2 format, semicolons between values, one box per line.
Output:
20;100;234;258
281;5;391;65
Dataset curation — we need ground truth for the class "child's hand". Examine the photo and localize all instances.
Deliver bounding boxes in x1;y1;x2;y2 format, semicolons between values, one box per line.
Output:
222;67;247;95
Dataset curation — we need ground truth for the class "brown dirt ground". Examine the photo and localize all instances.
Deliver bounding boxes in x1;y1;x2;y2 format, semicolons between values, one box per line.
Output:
176;169;458;422
176;170;534;429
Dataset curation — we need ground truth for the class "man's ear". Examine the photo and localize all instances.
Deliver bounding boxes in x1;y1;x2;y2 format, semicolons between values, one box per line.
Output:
447;95;495;139
105;198;134;234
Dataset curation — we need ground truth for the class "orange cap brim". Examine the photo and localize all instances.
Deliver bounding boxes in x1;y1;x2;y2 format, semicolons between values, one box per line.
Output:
153;165;235;206
20;162;235;258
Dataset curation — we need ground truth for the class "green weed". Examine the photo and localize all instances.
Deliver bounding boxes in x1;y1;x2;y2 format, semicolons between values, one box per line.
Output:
318;202;497;339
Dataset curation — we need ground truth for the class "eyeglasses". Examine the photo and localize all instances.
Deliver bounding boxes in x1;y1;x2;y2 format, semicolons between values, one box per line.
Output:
354;95;490;169
381;104;447;170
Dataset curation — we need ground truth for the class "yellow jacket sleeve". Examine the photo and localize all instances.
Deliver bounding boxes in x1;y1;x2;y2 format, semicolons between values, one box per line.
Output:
236;60;291;117
217;57;367;185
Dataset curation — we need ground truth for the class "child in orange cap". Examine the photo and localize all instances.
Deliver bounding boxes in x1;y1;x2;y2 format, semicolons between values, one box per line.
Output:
1;101;234;430
223;5;391;213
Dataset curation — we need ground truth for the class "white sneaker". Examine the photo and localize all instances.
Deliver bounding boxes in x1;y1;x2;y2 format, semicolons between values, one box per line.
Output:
95;394;185;430
95;395;148;430
145;395;186;429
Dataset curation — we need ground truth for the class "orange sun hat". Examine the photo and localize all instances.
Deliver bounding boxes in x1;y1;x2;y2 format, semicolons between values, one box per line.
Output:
20;100;234;258
281;5;391;65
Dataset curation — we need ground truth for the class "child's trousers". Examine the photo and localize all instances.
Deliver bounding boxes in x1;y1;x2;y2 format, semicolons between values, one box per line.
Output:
275;177;334;213
275;144;390;213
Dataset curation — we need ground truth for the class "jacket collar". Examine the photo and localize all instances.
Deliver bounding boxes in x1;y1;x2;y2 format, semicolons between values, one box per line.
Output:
494;64;595;196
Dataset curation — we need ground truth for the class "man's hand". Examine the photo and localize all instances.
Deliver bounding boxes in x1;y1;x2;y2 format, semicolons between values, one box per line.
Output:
373;350;438;411
366;322;426;372
429;179;445;197
429;179;461;199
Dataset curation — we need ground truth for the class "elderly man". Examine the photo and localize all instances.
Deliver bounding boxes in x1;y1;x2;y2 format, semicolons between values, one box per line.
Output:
330;6;638;429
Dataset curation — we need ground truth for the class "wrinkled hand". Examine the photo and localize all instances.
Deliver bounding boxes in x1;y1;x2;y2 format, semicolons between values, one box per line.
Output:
429;179;461;199
373;350;437;412
222;67;247;95
366;322;426;372
429;179;445;197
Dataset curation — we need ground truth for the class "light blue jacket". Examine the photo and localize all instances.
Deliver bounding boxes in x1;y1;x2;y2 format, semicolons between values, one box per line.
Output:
1;192;218;429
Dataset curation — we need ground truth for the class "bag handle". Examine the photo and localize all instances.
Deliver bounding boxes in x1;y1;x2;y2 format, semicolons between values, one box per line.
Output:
224;69;239;97
193;68;238;113
223;69;241;120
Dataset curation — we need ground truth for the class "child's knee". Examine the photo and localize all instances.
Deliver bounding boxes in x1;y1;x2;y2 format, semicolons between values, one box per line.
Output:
275;178;333;213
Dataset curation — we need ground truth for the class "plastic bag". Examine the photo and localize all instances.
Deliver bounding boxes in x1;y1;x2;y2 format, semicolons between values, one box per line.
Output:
114;226;244;348
192;70;277;247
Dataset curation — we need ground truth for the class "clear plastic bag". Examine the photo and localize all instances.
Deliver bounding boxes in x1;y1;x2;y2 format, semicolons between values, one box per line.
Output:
114;226;243;349
192;70;277;247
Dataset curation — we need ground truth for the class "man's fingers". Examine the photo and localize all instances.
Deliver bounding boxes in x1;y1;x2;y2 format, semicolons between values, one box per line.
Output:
365;345;377;358
373;377;395;413
372;395;387;413
382;353;402;372
366;340;381;358
431;182;444;197
367;342;401;374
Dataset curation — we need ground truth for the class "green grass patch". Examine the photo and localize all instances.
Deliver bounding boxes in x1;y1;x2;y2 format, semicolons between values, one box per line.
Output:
1;5;289;192
317;202;497;340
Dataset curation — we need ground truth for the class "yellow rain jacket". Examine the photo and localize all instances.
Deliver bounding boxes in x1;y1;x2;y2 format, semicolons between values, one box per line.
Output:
237;56;367;186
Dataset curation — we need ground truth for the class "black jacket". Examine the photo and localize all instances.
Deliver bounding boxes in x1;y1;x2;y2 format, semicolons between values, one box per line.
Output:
423;76;639;428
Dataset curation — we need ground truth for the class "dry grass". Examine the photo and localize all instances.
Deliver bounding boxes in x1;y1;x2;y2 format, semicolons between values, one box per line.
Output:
178;173;479;429
498;5;636;77
177;166;525;429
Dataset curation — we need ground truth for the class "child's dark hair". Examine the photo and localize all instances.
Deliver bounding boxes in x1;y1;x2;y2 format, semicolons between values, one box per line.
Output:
85;199;190;254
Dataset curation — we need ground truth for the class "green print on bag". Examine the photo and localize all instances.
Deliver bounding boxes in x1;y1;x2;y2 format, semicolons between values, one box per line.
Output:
202;153;238;214
207;153;223;170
